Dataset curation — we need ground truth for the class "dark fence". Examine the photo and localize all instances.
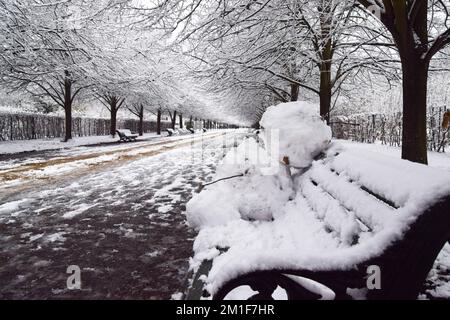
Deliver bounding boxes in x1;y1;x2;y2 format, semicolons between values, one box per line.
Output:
331;106;450;152
0;112;172;141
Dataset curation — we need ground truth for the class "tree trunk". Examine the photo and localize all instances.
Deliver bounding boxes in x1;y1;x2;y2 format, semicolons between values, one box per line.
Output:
395;2;429;165
290;83;299;101
110;102;117;137
319;63;332;125
400;51;429;165
157;109;162;135
179;113;183;129
138;116;144;136
64;104;72;142
356;0;430;164
318;2;333;125
171;111;177;129
138;109;144;136
63;76;72;142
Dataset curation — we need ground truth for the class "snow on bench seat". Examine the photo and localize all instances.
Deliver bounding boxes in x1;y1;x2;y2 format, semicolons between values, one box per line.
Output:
186;139;450;299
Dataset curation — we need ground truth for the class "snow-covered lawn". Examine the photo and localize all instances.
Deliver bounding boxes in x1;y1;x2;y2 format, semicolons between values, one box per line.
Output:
337;140;450;171
0;132;163;155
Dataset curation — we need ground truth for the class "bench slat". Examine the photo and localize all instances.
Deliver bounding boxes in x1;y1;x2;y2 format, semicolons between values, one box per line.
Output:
329;149;450;209
299;178;363;246
305;162;395;233
329;168;399;209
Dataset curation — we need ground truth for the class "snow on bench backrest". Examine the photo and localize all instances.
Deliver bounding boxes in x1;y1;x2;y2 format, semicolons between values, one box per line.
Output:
300;145;450;247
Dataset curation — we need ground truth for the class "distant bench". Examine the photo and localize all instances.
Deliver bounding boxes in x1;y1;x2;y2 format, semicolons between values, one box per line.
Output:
117;129;139;142
186;147;450;300
166;128;196;137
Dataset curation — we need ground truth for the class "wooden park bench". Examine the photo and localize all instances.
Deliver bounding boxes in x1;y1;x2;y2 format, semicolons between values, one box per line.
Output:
186;148;450;300
181;128;194;135
117;129;139;142
166;128;176;136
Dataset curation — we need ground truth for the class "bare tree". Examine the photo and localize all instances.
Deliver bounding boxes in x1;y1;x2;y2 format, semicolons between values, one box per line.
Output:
0;0;121;141
356;0;450;164
98;93;126;137
171;0;399;125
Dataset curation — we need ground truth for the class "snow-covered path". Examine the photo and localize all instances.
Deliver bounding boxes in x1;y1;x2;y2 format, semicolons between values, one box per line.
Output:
0;131;244;299
0;132;225;198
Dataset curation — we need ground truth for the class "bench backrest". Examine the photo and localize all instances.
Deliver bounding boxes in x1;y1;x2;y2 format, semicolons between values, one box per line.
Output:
297;146;450;298
300;147;450;248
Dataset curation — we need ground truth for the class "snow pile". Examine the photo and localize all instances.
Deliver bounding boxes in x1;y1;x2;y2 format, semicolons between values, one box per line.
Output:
186;137;293;229
260;101;331;168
